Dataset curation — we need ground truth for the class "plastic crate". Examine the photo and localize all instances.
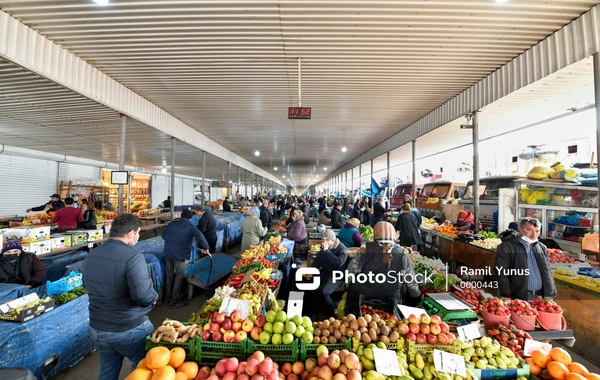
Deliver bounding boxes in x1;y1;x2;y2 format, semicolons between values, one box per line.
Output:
467;358;530;379
406;340;462;355
299;338;353;361
46;271;83;296
245;339;299;363
145;336;197;360
195;338;247;366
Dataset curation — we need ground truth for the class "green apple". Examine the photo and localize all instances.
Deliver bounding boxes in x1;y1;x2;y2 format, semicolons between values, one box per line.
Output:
275;310;287;323
263;322;274;333
302;331;313;344
294;325;305;338
273;322;285;334
292;315;303;326
271;333;283;345
282;333;295;345
285;321;297;334
265;310;277;323
302;316;312;329
305;326;314;334
259;331;271;344
248;315;257;323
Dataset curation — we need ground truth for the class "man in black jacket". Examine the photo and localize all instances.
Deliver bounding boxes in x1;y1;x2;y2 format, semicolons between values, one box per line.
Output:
373;197;388;225
494;218;556;300
83;213;158;380
26;193;65;214
330;202;345;229
196;206;218;253
259;200;272;228
298;199;310;225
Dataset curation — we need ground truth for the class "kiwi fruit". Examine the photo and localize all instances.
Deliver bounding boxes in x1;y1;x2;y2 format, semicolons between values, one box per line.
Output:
361;332;372;344
313;322;319;328
340;336;347;343
368;328;378;341
322;329;330;337
333;320;341;329
340;324;347;335
389;331;400;343
313;336;320;344
380;335;390;345
350;320;359;331
357;317;367;328
328;337;337;344
322;320;330;329
314;328;322;336
321;336;329;344
380;325;390;336
364;314;372;323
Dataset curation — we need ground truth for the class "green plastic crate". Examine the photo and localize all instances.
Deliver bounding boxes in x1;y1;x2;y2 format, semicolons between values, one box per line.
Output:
195;338;247;366
299;338;353;361
245;338;299;363
145;336;197;360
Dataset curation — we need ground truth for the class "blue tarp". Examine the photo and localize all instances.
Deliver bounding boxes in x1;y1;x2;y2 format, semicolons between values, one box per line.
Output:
214;212;245;249
39;250;88;282
0;295;93;379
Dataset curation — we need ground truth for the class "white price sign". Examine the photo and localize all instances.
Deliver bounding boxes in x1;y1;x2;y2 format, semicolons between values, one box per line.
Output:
397;305;429;319
372;347;402;376
218;297;252;319
457;323;483;341
433;350;466;377
523;339;552;356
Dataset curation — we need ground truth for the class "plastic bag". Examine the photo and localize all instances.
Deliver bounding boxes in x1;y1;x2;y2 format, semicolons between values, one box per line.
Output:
337;292;347;319
527;166;555;180
551;169;580;182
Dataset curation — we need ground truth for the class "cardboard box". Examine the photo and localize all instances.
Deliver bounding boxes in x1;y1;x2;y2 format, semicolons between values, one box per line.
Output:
50;235;72;251
85;229;104;242
0;294;55;323
65;231;87;246
23;241;52;255
3;226;51;243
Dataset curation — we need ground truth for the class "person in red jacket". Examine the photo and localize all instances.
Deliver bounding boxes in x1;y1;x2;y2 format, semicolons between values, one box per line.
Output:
0;241;46;288
455;210;482;231
52;197;84;232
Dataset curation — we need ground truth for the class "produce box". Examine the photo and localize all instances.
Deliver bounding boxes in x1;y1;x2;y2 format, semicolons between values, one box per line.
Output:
3;226;51;243
47;271;83;296
50;235;72;251
300;338;352;361
467;358;530;380
406;340;462;355
84;229;104;242
195;338;247;365
245;339;299;362
145;336;197;360
0;294;55;323
65;231;87;246
23;240;52;255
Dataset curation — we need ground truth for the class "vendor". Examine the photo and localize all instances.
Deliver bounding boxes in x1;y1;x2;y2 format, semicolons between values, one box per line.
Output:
52;197;84;233
240;207;267;253
161;196;172;211
338;218;363;248
0;241;46;289
26;193;65;214
287;208;308;260
222;198;232;212
306;229;348;318
345;221;421;316
454;210;480;231
495;217;556;300
499;222;519;240
79;201;98;230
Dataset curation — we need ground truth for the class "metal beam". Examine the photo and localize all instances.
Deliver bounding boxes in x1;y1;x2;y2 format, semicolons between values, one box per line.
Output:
412;141;417;201
170;137;176;220
201;151;206;205
118;114;126;214
594;53;600;248
472;112;480;233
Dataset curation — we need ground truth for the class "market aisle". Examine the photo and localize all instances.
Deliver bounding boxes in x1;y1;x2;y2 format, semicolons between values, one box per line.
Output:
48;243;243;380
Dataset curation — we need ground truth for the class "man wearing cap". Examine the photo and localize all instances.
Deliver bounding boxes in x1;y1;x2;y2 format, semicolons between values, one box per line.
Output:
26;193;65;214
307;229;348;318
161;209;210;308
195;206;217;253
0;241;46;288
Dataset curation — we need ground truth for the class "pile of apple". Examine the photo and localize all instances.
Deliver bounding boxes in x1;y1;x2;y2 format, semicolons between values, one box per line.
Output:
509;299;538;316
398;314;456;345
294;346;362;380
530;297;563;314
202;310;267;344
196;351;281;380
481;298;511;317
259;310;314;345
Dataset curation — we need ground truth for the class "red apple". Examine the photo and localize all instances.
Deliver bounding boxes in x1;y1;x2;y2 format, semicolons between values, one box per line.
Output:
239;375;250;380
318;354;329;367
243;319;255;333
344;354;360;371
216;312;227;324
427;334;438;345
318;366;333;380
231;310;242;323
235;330;248;343
232;322;243;333
409;323;421;334
282;363;293;376
207;375;219;380
327;354;341;370
223;372;236;380
405;332;416;342
212;331;223;342
222;319;233;331
200;330;211;341
420;324;430;335
252;375;265;380
209;323;220;333
256;315;267;327
251;326;262;341
347;370;361;380
226;358;239;373
246;358;260;376
430;315;442;324
292;362;305;375
223;330;236;343
446;332;456;344
288;374;299;380
333;374;347;380
416;333;427;344
237;362;248;376
439;322;450;334
337;364;348;375
216;359;228;377
253;351;265;363
301;370;311;380
438;333;449;345
430;324;441;336
305;358;317;372
259;358;274;376
408;314;420;324
198;366;211;380
420;314;431;325
398;323;410;335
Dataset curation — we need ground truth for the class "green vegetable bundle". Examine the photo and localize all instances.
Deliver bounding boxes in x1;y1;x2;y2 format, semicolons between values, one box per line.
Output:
477;231;498;239
55;286;87;305
359;225;374;242
429;274;457;290
232;261;264;275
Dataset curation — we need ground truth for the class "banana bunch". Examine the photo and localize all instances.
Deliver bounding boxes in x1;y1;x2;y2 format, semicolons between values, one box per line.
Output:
267;235;281;245
463;337;521;370
241;242;270;259
22;218;32;226
425;197;439;204
409;352;476;380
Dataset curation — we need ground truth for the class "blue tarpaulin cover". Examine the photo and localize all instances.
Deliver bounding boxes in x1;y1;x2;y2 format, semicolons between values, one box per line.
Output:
0;295;93;379
39;250;88;282
214;212;245;249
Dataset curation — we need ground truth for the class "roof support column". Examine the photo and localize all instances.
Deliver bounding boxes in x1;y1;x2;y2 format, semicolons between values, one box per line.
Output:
386;152;390;200
227;162;231;201
593;53;600;232
170;137;176;220
412;141;417;202
370;160;374;210
472;111;481;233
237;166;241;201
201;151;206;206
118;114;126;214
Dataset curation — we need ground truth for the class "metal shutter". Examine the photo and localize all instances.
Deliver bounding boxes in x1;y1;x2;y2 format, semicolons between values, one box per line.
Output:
152;174;169;208
58;163;101;183
182;179;194;205
0;155;59;216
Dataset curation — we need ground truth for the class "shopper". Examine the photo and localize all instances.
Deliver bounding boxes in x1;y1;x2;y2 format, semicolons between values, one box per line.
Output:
259;199;272;228
499;222;520;240
345;221;421;316
241;207;268;253
83;213;158;380
79;201;98;230
287;208;309;260
195;206;218;253
454;210;481;231
359;201;371;227
239;197;249;208
495;218;556;300
395;203;422;249
338;218;363;248
352;200;361;219
330;202;344;229
297;199;311;225
52;197;84;233
0;241;46;288
405;200;422;229
26;193;65;214
318;208;332;226
161;209;210;308
373;197;388;225
222;198;232;212
307;229;348;318
342;195;350;216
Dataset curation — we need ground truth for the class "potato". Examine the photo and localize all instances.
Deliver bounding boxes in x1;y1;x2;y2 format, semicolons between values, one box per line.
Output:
321;336;329;344
364;314;372;323
314;336;320;344
332;320;341;329
322;329;330;337
340;324;347;335
314;328;322;336
357;317;367;328
322;320;330;329
380;335;390;345
329;337;337;344
389;331;400;343
361;332;372;344
368;328;377;342
372;314;381;323
328;325;335;333
359;327;367;334
380;325;390;336
368;321;378;330
346;314;356;321
334;329;342;339
347;328;354;338
329;317;336;324
350;320;359;331
354;330;361;340
340;336;347;343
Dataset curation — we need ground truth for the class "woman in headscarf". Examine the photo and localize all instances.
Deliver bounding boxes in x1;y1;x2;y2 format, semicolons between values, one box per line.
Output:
0;241;46;288
338;218;363;248
240;206;268;253
287;208;309;260
345;221;421;316
394;203;422;249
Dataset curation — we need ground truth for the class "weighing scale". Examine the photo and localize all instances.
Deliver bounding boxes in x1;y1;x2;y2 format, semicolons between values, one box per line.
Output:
418;292;479;326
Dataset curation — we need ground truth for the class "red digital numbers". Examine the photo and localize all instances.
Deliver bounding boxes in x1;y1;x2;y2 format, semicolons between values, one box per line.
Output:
288;107;311;119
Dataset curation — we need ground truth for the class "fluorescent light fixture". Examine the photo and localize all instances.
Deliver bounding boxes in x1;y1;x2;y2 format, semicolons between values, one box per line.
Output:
93;0;110;4
495;0;509;3
161;166;167;173
283;175;285;178
324;167;328;171
341;146;347;152
274;167;278;171
254;150;260;156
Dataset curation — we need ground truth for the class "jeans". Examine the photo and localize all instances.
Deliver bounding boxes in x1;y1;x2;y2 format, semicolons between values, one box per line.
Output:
165;258;186;303
321;277;344;318
88;319;154;380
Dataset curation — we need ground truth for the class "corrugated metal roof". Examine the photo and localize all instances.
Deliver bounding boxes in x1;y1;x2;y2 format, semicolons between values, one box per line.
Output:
1;0;599;188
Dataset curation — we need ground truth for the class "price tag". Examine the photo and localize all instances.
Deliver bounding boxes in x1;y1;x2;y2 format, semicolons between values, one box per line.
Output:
524;339;552;356
433;350;466;377
481;292;495;300
219;297;252;319
372;347;402;376
397;305;429;319
287;291;304;318
241;269;255;284
457;323;482;341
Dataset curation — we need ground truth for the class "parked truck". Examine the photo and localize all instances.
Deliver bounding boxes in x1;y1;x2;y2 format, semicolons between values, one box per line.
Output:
389;183;423;209
416;181;466;219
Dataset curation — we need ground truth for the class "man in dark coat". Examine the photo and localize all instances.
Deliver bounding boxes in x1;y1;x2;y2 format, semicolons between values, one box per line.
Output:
494;218;556;301
394;204;422;249
330;202;345;229
0;241;46;288
298;199;310;225
196;206;218;253
259;200;272;228
26;193;65;214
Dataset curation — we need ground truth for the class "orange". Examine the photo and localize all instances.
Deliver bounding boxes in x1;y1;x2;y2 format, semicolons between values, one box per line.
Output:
525;358;542;376
145;347;171;370
168;347;186;369
532;349;552;369
585;374;600;380
176;361;199;380
550;347;573;366
567;374;588;380
569;363;590;375
138;358;148;369
548;361;570;380
151;366;176;380
125;368;153;380
175;373;188;380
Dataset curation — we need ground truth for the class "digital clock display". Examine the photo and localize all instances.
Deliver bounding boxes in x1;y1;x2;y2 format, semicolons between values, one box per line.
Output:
288;107;311;119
